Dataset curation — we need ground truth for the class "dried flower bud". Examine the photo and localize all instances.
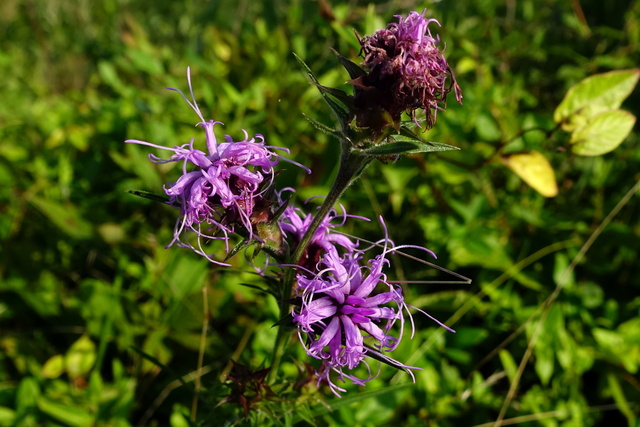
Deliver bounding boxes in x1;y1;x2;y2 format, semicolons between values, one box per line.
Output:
354;11;462;135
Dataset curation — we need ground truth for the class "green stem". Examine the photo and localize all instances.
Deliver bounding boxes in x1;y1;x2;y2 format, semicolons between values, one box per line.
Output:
269;148;371;380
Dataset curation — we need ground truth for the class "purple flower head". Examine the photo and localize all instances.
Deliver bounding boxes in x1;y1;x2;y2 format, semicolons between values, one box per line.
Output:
291;217;453;395
355;10;462;132
278;190;367;269
126;68;310;263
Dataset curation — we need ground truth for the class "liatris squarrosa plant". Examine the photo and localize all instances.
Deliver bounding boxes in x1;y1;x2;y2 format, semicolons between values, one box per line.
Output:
126;8;469;417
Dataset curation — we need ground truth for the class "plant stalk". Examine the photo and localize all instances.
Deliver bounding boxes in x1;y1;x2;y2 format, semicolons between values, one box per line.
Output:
269;147;371;381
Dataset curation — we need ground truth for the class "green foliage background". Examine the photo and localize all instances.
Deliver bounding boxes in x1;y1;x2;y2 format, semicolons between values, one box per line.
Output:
1;0;639;425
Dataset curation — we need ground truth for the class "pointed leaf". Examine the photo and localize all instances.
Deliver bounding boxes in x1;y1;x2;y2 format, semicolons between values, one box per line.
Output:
570;110;636;156
607;373;636;426
302;113;344;140
364;346;416;374
499;350;518;382
293;52;352;126
272;196;290;221
332;48;367;79
224;237;251;261
554;69;640;131
399;123;431;142
272;314;297;329
130;346;188;387
127;189;170;203
37;397;94;427
42;355;65;379
501;151;558;197
239;283;272;296
314;83;355;111
29;196;93;239
361;139;460;156
65;335;96;379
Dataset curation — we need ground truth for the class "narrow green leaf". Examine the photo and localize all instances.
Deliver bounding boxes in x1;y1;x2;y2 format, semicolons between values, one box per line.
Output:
331;48;367;79
127;189;170;203
293;52;352;126
239;282;271;296
29;196;93;239
302;113;344;140
361;140;460;156
313;83;355;111
363;346;416;374
607;373;636;426
224;237;251;261
130;346;189;387
570;110;636;156
398;123;432;142
37;397;94;427
499;349;517;382
554;69;640;131
16;377;40;413
272;314;296;329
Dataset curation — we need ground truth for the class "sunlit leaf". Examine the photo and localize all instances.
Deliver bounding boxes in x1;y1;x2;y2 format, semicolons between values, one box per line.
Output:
37;397;94;427
0;407;16;426
41;354;65;379
65;335;97;379
554;69;640;131
500;151;558;197
535;344;554;385
16;377;40;412
607;373;637;426
570;110;636;156
499;350;517;382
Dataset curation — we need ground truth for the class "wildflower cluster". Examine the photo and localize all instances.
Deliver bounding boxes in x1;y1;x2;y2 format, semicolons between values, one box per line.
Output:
290;220;453;395
127;10;463;399
126;70;309;263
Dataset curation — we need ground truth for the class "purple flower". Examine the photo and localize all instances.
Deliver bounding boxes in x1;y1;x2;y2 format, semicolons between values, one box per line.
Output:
278;191;367;269
126;68;310;263
355;10;462;131
291;219;453;395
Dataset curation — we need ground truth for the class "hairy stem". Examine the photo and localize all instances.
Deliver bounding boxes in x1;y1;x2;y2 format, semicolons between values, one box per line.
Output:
269;147;371;381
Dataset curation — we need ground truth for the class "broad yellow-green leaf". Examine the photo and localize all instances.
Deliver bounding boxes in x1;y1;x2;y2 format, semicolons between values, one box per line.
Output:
65;335;96;379
42;354;65;379
0;407;16;426
554;69;640;132
570;110;636;156
501;151;558;197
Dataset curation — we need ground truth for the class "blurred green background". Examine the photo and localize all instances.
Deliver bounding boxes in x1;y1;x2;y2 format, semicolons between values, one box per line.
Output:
1;0;639;425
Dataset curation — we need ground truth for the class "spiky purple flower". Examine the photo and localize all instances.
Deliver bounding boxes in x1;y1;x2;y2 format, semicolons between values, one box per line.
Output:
292;219;452;395
126;68;310;263
355;10;462;131
278;191;367;269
